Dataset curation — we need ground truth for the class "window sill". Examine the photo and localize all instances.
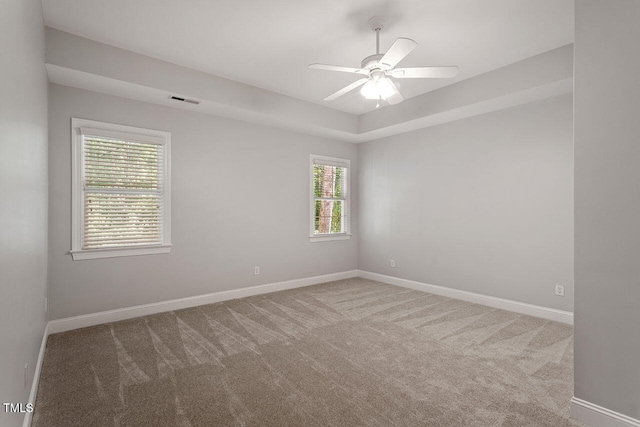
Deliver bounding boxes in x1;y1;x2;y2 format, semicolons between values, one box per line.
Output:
309;234;351;243
71;244;172;260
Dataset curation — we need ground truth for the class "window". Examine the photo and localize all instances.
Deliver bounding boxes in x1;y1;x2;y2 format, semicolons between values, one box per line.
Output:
71;119;171;260
310;155;350;242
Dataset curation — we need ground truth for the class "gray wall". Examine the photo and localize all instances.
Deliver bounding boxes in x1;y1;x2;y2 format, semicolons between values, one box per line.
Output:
48;84;357;320
0;0;48;425
358;94;574;311
574;0;640;419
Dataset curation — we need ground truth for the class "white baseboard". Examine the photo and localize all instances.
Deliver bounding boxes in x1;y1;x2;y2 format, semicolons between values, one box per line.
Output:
571;397;640;427
23;323;48;427
357;270;573;325
48;270;358;334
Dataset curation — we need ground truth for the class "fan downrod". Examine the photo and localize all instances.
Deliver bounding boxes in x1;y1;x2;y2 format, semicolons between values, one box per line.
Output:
363;16;387;69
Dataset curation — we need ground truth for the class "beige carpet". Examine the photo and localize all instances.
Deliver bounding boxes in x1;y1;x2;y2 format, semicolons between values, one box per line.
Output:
33;278;583;426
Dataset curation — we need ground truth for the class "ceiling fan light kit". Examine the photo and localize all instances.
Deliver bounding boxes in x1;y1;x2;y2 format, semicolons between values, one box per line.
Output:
360;73;395;100
309;16;459;107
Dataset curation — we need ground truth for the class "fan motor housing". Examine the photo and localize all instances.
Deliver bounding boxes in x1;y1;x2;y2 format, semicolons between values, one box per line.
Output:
361;54;385;70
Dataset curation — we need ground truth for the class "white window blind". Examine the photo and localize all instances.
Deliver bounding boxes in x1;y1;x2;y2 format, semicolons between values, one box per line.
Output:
83;136;164;249
71;119;171;260
310;155;350;241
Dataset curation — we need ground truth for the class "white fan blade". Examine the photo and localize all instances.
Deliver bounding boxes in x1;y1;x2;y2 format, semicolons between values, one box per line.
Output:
379;38;418;68
309;63;367;74
385;80;404;105
391;66;459;79
324;78;369;101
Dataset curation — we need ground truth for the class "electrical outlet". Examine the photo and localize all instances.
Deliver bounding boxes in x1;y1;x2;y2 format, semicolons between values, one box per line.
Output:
555;284;565;297
254;266;260;275
45;297;48;314
390;259;396;268
24;363;29;390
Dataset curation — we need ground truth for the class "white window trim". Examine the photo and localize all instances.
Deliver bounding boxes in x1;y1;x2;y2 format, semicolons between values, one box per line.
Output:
71;118;172;260
309;154;351;243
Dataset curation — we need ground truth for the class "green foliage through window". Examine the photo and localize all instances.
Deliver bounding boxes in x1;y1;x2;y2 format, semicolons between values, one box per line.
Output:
313;163;346;235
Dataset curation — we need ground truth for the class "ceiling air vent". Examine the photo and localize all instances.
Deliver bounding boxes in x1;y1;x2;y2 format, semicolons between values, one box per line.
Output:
169;95;200;105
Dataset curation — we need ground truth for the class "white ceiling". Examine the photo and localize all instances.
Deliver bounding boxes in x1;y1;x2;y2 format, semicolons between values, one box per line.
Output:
42;0;574;115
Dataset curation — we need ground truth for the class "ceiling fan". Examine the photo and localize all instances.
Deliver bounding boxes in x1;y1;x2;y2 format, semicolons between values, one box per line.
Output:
309;17;459;107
